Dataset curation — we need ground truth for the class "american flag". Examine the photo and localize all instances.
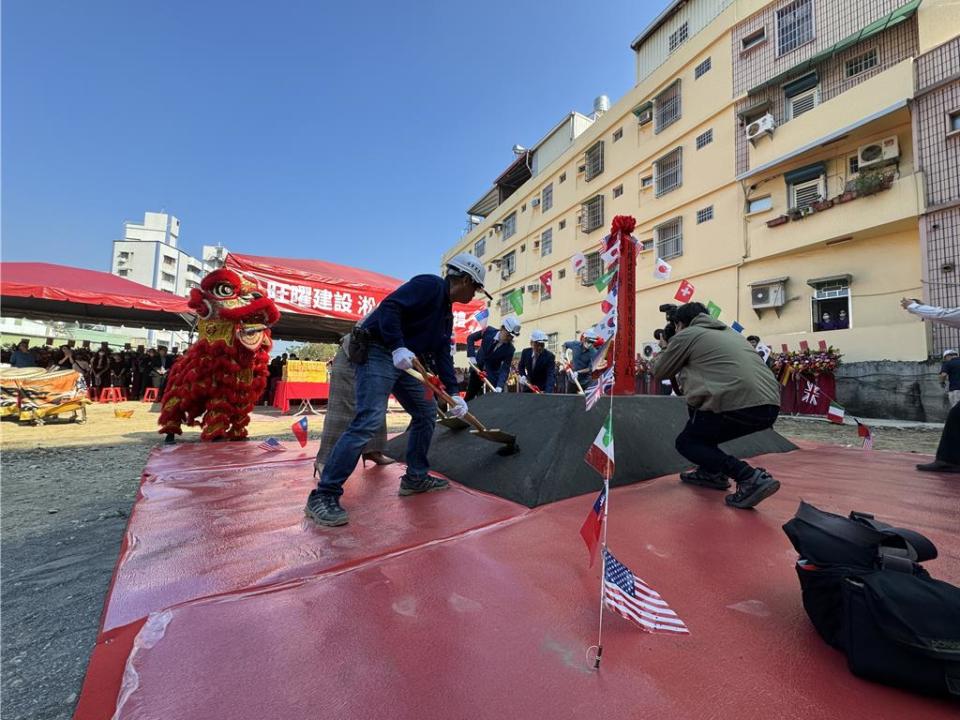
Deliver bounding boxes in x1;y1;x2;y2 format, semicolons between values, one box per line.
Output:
585;367;615;411
257;437;287;453
603;549;689;634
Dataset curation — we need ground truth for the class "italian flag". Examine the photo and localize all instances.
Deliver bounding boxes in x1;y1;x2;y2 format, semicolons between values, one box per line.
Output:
827;402;845;424
585;412;615;477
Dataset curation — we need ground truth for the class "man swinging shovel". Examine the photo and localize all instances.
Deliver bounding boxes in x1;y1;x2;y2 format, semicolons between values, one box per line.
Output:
464;317;520;400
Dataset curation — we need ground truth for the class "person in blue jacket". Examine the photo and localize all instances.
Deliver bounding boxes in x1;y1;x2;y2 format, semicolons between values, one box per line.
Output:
518;330;556;393
304;252;490;527
464;316;520;400
563;329;600;391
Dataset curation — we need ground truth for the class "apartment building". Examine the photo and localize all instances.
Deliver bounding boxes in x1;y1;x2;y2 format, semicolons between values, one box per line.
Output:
443;0;959;363
111;212;206;296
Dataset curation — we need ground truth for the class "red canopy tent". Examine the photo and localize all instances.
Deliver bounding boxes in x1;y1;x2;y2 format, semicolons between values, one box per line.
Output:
0;262;192;331
225;253;487;344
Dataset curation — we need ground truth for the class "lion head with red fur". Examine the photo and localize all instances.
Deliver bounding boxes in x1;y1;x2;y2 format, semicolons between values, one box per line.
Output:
189;268;280;352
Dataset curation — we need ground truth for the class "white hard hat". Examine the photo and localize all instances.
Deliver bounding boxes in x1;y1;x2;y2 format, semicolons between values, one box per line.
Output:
944;349;959;358
582;329;599;341
530;330;548;343
446;252;486;288
502;316;521;336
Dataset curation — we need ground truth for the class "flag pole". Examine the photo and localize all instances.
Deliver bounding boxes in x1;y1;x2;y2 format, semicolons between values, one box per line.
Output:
593;319;617;671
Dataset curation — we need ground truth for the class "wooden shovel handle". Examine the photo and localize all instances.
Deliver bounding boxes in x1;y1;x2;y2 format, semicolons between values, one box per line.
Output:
407;360;486;432
469;363;498;393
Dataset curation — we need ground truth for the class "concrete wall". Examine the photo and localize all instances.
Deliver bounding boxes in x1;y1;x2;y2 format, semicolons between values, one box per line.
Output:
836;359;954;422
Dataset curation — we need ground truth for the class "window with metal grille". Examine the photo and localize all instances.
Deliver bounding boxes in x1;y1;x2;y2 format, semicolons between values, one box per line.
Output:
654;147;682;197
161;272;176;284
581;251;603;285
656;218;683;260
695;129;713;149
787;86;819;120
502;212;517;240
640;175;653;189
639;239;654;252
811;279;851;331
500;251;516;279
777;0;813;56
613;128;623;142
655;80;681;134
542;183;553;211
846;48;878;78
613;184;623;198
848;155;860;175
696;206;714;224
585;141;604;181
474;238;486;257
694;57;712;79
499;293;513;315
581;195;604;233
741;28;766;52
541;228;553;257
789;177;823;209
668;22;688;53
546;332;559;355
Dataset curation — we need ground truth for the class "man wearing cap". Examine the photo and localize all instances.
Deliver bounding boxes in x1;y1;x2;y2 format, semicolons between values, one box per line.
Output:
563;330;600;391
304;253;490;526
938;349;960;408
518;330;556;393
464;317;520;400
901;298;960;473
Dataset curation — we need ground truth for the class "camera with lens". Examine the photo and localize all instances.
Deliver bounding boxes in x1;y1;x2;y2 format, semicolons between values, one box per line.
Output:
656;303;680;345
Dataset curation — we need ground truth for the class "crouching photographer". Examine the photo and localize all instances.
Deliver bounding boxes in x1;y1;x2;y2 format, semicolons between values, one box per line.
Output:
652;302;782;509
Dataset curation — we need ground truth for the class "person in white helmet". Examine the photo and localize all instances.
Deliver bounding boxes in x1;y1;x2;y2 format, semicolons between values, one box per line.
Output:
563;329;601;391
464;315;520;400
518;329;556;393
305;252;490;526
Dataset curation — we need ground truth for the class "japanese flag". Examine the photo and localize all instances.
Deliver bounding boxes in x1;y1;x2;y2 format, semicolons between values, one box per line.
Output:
653;258;672;280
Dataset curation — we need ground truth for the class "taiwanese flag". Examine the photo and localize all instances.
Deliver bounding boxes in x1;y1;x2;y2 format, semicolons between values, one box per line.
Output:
857;421;873;450
291;416;309;447
579;488;606;567
674;279;695;302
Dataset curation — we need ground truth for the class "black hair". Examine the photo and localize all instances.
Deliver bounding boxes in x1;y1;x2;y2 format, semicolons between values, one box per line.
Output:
675;302;708;325
746;335;760;343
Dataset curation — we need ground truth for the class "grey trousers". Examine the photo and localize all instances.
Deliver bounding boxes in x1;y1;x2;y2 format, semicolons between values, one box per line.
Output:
316;341;387;465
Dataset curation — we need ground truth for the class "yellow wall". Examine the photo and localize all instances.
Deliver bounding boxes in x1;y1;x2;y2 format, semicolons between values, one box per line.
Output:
917;0;960;52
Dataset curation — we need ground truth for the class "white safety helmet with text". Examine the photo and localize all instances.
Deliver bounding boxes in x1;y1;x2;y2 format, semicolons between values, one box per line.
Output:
446;252;490;299
530;330;549;344
502;316;522;337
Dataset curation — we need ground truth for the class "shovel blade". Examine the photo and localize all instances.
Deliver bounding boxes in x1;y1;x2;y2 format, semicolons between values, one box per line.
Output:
438;416;470;431
468;428;517;445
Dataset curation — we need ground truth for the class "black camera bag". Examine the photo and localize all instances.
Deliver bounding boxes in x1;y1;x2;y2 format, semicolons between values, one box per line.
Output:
783;502;960;697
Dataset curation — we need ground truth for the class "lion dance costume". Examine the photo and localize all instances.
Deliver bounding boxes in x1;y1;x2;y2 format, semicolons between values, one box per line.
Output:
158;268;280;442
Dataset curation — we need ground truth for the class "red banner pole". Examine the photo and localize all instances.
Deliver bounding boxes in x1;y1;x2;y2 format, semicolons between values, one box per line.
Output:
612;216;636;396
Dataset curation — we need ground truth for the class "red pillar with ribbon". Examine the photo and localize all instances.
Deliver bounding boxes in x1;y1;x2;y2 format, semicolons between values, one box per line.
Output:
610;215;636;396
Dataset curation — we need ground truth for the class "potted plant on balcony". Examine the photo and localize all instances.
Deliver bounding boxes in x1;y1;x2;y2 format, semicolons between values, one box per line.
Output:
835;186;857;203
811;197;834;212
766;215;789;228
854;168;887;197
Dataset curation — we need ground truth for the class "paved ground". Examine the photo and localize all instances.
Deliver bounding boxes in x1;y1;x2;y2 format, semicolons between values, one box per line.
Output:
0;402;944;719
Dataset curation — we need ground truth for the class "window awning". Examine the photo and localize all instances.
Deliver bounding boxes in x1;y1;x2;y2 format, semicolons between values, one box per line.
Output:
747;0;922;96
632;101;653;118
807;273;853;288
784;72;819;98
747;276;789;287
784;162;826;185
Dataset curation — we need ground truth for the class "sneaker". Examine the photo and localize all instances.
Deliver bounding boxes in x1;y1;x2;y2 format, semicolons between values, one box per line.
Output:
916;460;960;473
304;491;349;526
679;468;730;490
398;473;450;496
725;469;781;509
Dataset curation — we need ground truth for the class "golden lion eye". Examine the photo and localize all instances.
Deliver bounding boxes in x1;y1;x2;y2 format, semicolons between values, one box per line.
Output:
212;283;234;298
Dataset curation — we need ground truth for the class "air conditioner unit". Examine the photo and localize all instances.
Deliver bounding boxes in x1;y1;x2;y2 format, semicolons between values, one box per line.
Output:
745;113;776;142
637;108;653;126
751;283;786;309
526;283;541;293
858;136;900;169
530;197;541;207
641;341;660;359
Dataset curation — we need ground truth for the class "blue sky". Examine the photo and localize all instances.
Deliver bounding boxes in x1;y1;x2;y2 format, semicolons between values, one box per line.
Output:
3;1;654;280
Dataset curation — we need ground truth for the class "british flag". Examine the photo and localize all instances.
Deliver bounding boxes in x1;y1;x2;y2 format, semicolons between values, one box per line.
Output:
584;367;615;411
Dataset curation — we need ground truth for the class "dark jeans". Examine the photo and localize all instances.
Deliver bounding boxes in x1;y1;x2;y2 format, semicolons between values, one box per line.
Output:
316;344;436;498
675;404;780;482
937;401;960;465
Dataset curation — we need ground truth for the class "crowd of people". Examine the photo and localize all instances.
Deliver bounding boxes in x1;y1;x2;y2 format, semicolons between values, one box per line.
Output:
2;340;178;399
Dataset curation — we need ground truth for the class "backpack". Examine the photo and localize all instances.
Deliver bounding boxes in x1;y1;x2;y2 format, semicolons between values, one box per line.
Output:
783;501;960;698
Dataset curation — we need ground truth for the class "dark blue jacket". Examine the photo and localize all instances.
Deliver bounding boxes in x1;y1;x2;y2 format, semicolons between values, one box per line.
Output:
466;327;516;389
563;340;598;375
362;274;457;393
518;347;556;392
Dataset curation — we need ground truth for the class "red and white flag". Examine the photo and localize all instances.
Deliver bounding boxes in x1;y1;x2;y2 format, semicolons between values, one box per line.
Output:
584;411;615;476
571;252;587;274
291;416;309;447
601;244;620;268
601;286;618;315
540;270;553;298
827;402;845;424
653;258;672;280
579;488;606;567
857;421;873;450
603;549;689;634
674;279;695;302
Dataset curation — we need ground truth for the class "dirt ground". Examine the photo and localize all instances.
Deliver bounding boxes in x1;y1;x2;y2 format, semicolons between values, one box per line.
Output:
0;401;943;719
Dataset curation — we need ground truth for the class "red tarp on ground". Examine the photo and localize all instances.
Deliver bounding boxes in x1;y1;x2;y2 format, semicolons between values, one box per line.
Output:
225;253;487;344
0;262;192;330
74;440;960;720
